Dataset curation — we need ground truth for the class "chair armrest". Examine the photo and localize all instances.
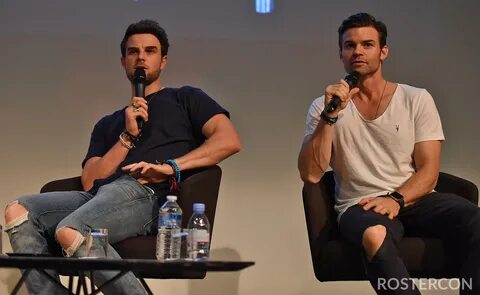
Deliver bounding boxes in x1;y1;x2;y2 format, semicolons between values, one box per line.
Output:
178;165;222;234
40;176;83;193
302;171;337;262
435;172;479;205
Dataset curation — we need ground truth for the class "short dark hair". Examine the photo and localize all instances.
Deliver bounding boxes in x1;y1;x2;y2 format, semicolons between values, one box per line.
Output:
120;19;169;58
338;13;387;49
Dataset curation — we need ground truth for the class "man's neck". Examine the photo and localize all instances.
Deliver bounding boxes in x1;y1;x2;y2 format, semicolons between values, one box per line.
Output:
356;71;386;102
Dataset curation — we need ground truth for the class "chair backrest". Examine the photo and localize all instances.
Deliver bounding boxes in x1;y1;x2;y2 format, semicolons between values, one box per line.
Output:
435;172;479;204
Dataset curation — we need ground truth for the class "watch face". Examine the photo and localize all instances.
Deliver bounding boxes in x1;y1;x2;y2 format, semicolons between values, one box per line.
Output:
390;192;404;201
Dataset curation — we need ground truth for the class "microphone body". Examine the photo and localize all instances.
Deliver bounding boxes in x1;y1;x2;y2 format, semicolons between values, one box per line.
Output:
325;71;360;113
133;68;147;129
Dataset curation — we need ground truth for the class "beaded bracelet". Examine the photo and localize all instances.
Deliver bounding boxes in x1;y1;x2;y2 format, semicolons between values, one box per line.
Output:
155;159;181;192
164;159;181;183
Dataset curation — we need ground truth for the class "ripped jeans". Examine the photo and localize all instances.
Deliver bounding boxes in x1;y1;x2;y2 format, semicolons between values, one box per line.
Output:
5;175;161;295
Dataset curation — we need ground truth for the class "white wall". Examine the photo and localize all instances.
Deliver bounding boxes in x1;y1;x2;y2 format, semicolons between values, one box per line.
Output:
1;1;479;294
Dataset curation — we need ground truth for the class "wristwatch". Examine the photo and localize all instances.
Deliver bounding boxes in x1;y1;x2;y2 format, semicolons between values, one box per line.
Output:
320;111;338;125
388;191;405;209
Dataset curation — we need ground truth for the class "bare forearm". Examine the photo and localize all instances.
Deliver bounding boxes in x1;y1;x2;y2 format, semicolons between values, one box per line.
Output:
175;132;241;171
81;141;130;191
298;121;334;183
396;168;439;205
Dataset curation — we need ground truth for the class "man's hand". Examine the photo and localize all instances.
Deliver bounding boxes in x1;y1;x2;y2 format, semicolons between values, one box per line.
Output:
358;196;400;220
324;80;360;116
125;96;149;137
122;162;173;185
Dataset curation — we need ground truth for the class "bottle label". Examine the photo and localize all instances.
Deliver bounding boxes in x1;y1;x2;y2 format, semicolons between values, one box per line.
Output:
191;229;210;243
159;212;182;227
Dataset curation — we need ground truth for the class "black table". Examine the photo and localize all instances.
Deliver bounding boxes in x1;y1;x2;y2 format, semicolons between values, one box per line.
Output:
0;255;254;295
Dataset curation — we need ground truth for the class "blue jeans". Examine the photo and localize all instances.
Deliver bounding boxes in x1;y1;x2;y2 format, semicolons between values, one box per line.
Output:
5;175;161;295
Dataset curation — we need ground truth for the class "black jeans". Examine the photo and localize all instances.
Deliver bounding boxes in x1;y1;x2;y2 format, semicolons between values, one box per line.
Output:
339;192;480;295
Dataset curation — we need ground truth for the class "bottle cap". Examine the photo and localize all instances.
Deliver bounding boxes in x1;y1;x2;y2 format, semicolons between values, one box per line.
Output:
193;203;205;213
166;195;177;202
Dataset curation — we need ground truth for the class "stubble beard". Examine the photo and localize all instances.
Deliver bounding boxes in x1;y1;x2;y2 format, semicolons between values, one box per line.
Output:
126;68;161;86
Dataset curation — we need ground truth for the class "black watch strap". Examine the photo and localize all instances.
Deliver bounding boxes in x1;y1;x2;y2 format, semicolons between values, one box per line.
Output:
388;191;405;209
320;111;338;125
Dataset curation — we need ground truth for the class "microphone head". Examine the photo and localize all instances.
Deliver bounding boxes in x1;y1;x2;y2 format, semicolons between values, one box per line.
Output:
133;68;147;84
345;71;360;89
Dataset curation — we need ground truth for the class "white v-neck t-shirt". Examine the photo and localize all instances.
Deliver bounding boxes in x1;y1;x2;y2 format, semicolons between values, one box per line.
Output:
304;84;445;221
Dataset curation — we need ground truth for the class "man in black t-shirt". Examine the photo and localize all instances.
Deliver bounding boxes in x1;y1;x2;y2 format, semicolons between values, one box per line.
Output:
4;19;241;295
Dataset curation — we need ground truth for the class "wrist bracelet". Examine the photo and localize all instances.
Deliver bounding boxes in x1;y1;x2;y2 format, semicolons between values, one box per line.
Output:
156;159;181;192
119;132;134;149
167;159;181;183
123;130;140;142
320;111;338;125
158;159;181;183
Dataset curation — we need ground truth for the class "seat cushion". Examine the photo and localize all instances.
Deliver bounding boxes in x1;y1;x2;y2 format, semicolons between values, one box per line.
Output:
314;237;458;281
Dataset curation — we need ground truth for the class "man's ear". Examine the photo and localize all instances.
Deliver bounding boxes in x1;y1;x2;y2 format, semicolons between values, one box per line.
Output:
380;45;389;62
160;55;168;70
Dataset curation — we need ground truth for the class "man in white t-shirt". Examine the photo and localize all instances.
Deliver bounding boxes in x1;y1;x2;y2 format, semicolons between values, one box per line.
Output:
298;13;480;294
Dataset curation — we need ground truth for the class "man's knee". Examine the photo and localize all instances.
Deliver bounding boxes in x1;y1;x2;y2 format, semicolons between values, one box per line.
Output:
4;201;29;229
55;226;85;257
362;225;387;259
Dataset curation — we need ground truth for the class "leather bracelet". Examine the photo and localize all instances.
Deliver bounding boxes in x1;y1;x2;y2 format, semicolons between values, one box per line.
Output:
123;130;140;142
320;111;338;125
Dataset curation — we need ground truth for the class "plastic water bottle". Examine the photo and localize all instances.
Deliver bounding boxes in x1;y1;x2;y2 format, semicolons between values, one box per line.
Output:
187;203;210;261
156;195;183;261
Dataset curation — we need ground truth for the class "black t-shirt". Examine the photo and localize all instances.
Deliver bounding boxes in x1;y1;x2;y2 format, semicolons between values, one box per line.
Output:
82;86;229;195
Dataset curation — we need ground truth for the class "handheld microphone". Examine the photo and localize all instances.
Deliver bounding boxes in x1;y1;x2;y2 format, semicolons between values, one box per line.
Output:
133;68;147;129
325;71;360;113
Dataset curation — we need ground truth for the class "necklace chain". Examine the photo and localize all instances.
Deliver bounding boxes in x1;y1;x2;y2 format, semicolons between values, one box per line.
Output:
373;80;388;119
354;80;388;120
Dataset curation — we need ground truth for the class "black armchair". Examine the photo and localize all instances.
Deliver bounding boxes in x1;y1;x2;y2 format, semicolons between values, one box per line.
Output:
302;171;479;281
40;165;222;278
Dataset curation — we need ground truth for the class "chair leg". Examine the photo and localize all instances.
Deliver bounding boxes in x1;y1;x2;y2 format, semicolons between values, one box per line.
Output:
89;271;95;293
139;278;154;295
78;272;89;295
91;271;128;295
38;269;74;294
75;275;82;295
11;269;31;295
68;276;74;294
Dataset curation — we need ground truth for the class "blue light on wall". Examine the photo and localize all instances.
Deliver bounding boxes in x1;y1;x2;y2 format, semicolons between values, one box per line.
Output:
256;0;274;14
